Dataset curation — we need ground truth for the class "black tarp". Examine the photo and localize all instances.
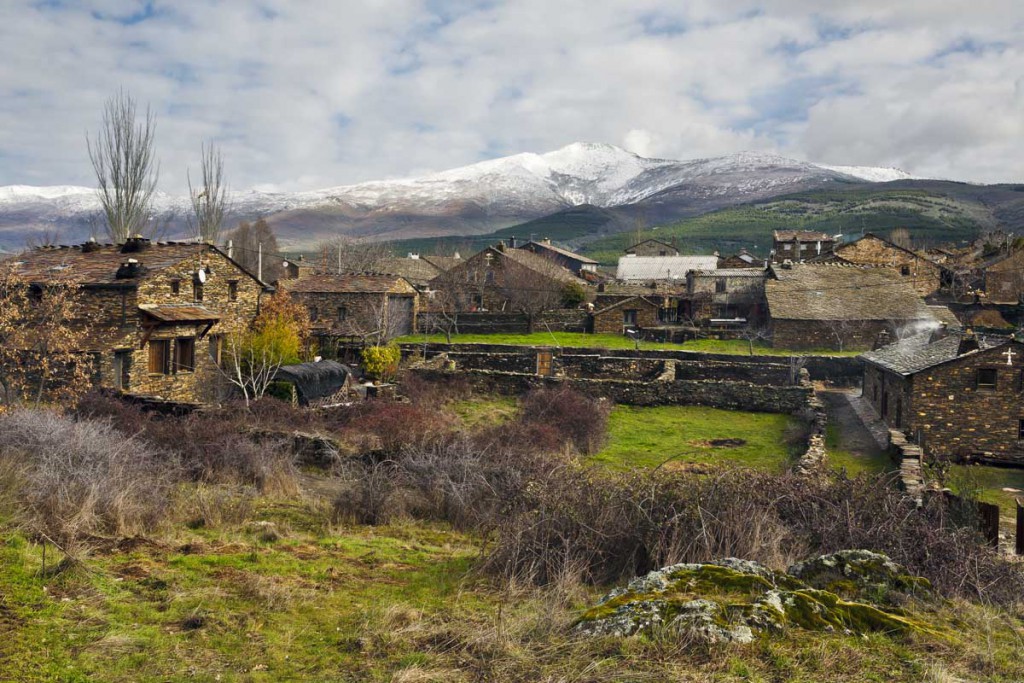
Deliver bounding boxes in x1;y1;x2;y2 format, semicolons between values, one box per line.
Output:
274;360;353;405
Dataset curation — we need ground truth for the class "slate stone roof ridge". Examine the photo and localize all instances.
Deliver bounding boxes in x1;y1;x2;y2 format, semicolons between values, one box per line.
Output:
690;269;767;277
593;295;662;315
521;241;599;264
616;255;719;281
765;263;932;321
861;332;1011;375
773;230;834;241
284;272;416;293
497;247;586;284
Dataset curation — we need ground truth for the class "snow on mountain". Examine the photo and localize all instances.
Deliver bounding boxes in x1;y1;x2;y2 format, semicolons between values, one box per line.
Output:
818;165;916;183
0;144;928;249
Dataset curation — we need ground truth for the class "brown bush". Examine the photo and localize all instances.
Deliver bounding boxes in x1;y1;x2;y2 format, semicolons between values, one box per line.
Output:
0;409;178;553
343;401;457;456
518;386;610;455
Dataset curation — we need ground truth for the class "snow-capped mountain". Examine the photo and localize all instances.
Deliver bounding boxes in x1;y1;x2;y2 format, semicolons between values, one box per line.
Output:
0;143;922;249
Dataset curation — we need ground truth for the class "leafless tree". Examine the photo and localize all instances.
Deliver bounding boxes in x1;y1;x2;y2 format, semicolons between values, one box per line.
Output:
220;328;284;407
889;227;913;250
425;269;476;342
823;318;858;352
345;295;411;345
788;355;808;385
187;142;229;244
87;89;160;243
738;324;770;355
499;261;572;333
317;236;394;274
226;218;281;282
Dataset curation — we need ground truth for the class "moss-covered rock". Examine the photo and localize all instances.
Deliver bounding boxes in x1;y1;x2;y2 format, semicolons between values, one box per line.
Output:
788;550;931;603
575;551;937;643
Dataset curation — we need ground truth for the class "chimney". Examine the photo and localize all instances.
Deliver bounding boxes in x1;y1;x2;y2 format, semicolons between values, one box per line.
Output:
227;239;233;259
872;329;892;350
957;329;980;355
929;323;949;343
541;237;551;245
81;237;100;253
509;236;517;249
119;236;150;254
496;242;506;253
115;258;144;280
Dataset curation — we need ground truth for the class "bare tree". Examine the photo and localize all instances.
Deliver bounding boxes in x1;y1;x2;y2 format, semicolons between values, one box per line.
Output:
425;269;477;342
187;142;229;244
317;235;393;274
87;89;159;243
889;227;913;250
500;265;568;333
226;218;281;282
738;324;770;355
220;329;284;407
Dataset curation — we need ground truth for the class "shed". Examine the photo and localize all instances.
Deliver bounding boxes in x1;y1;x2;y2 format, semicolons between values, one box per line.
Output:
274;360;354;406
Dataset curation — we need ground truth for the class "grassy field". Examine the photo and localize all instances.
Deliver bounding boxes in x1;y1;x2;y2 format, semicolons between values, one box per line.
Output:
825;424;895;477
398;331;860;356
594;405;802;471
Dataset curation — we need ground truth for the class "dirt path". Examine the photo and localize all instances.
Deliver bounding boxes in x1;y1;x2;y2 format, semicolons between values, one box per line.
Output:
817;388;889;466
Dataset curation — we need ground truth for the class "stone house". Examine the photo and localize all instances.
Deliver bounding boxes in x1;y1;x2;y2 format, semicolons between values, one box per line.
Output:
833;233;942;297
6;238;269;402
280;256;316;281
982;249;1024;304
625;238;678;257
431;244;588;313
282;273;419;341
771;230;835;263
862;331;1024;463
718;249;762;269
765;263;935;351
371;253;464;289
517;239;599;276
591;296;663;334
685;269;767;322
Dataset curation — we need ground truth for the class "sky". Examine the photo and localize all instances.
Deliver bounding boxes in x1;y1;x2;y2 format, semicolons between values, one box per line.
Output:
1;0;1023;193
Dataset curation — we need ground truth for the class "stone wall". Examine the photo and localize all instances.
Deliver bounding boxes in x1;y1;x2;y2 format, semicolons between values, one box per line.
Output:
418;309;589;335
411;368;812;413
592;300;660;334
288;290;418;338
905;343;1024;463
770;318;891;352
397;342;863;385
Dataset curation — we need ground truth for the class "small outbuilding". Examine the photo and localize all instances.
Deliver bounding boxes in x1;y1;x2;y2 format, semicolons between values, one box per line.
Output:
273;360;354;407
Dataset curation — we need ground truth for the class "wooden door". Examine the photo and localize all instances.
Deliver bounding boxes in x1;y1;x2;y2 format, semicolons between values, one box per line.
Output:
536;350;553;377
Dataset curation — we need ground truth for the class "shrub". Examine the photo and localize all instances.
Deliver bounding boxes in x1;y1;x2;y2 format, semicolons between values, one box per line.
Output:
0;409;178;553
361;343;401;382
344;401;455;456
519;385;610;455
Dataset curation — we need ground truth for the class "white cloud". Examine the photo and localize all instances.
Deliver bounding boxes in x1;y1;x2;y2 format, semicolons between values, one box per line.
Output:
0;0;1023;191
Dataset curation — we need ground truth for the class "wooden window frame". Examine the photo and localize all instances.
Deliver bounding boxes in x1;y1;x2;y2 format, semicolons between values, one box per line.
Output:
148;339;171;375
337;306;348;322
977;368;997;390
170;279;180;295
227;281;238;301
175;337;196;373
193;281;204;302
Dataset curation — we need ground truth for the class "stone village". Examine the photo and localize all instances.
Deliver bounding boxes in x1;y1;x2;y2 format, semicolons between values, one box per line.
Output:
5;227;1024;544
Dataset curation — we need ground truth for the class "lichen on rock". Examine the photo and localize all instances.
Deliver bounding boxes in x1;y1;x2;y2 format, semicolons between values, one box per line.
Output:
575;550;936;643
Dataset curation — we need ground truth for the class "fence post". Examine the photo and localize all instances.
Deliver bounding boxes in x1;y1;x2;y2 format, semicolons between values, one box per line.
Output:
1017;498;1024;555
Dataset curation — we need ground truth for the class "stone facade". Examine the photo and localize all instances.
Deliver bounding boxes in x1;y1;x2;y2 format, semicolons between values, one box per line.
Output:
7;240;267;403
770;319;893;352
864;340;1024;463
282;274;419;340
771;231;835;263
983;250;1024;304
835;234;942;297
592;296;662;334
685;270;766;321
625;239;678;257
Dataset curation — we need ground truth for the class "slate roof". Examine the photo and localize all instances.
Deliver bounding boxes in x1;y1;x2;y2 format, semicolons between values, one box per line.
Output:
593;295;662;316
773;230;834;242
420;255;463;271
284;273;417;294
7;241;269;288
625;238;677;253
861;333;1010;376
926;305;962;330
274;360;353;404
690;269;767;278
521;241;599;265
139;305;220;323
616;255;719;281
374;257;443;285
765;264;933;321
497;247;585;284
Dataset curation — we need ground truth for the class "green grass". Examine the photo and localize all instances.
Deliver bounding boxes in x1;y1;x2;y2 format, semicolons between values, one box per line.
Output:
594;405;801;471
449;396;518;428
948;464;1024;519
398;331;860;356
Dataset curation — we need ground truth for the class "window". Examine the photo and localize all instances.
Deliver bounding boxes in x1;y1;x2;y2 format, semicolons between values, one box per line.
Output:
623;309;638;326
170;279;180;295
228;281;238;301
783;244;792;251
337;306;348;321
900;265;911;276
119;292;128;326
1019;420;1024;441
308;306;318;322
175;338;195;373
193;281;203;302
715;279;727;294
208;335;221;365
485;270;495;284
148;340;171;375
977;368;997;389
113;350;131;390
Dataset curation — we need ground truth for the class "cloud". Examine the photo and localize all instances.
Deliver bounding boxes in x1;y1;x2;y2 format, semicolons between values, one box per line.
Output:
0;0;1022;192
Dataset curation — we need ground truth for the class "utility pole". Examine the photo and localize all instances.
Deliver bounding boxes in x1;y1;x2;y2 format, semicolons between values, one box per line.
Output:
258;242;263;282
337;244;342;274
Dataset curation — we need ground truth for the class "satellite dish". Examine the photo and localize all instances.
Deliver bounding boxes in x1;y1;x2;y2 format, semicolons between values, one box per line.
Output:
196;268;207;284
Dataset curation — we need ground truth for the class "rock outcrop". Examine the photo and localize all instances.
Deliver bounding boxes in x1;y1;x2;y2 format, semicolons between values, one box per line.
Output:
575;551;934;643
